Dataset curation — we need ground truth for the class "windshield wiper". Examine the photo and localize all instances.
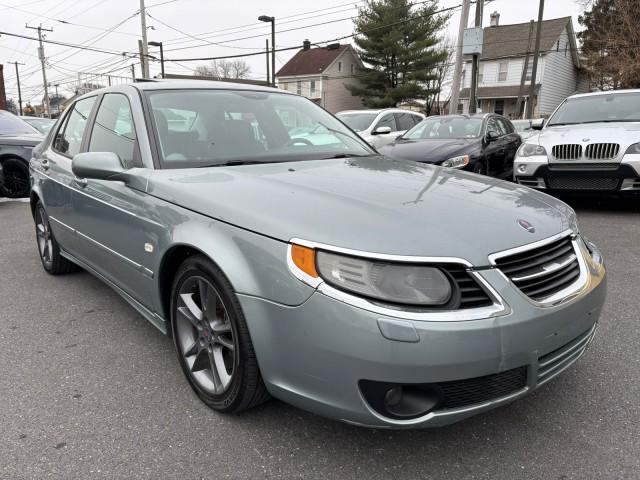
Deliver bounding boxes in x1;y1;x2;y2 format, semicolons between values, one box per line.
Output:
197;160;267;168
322;153;374;159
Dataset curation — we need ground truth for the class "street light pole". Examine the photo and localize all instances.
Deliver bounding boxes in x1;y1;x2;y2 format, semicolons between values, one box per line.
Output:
10;61;25;116
258;15;276;87
148;41;164;78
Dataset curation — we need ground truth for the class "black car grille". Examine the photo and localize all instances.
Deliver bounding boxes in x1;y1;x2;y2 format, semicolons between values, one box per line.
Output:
548;162;619;171
494;235;581;302
552;144;582;160
547;176;620;190
444;266;494;309
585;143;619;160
435;367;527;410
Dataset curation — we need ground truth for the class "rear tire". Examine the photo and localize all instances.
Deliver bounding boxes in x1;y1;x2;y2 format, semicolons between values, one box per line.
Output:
170;255;270;413
34;201;79;275
2;158;30;198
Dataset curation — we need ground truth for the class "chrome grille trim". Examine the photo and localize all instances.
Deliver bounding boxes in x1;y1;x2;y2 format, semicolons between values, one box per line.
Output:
552;144;582;160
585;143;619;160
537;324;597;386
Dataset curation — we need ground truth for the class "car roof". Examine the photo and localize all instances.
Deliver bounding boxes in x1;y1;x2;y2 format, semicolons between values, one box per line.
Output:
567;88;640;100
337;108;424;115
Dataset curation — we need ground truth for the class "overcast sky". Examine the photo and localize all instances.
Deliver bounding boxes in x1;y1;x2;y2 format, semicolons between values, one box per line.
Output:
0;0;585;105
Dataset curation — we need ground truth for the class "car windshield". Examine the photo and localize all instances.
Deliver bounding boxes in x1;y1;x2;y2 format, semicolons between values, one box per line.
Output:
147;90;374;168
336;112;378;132
547;93;640;126
23;117;56;134
0;111;38;135
403;117;483;140
511;120;531;132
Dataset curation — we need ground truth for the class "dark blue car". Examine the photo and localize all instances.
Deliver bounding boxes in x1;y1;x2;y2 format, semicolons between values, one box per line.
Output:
379;114;521;179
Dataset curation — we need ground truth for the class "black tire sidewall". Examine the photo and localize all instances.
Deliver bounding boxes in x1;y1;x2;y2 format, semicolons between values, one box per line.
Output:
170;255;247;411
473;161;487;176
35;202;54;272
2;158;30;198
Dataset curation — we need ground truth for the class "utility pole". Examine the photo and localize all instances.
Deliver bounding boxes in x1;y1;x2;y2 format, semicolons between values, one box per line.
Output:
131;63;136;81
138;40;146;79
139;0;149;78
469;0;483;114
515;20;535;119
265;39;270;86
26;24;53;118
526;0;544;119
449;0;470;115
10;61;25;116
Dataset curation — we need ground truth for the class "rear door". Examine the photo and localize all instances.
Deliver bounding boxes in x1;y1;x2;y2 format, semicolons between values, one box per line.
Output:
39;96;98;253
497;117;521;177
484;116;509;177
70;92;158;307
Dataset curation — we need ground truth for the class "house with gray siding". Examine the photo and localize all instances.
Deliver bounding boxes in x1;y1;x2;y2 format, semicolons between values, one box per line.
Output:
458;14;587;118
275;42;364;113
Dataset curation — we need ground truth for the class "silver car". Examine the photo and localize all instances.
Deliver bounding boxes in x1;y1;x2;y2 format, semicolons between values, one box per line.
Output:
336;108;425;149
514;89;640;191
30;81;606;428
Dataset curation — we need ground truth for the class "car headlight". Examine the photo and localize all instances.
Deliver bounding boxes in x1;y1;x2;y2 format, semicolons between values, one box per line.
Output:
625;142;640;154
517;143;547;157
290;245;452;305
442;155;469;169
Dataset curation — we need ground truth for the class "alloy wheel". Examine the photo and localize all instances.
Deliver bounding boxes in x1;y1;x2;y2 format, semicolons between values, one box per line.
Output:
35;207;53;267
3;162;30;197
175;276;237;395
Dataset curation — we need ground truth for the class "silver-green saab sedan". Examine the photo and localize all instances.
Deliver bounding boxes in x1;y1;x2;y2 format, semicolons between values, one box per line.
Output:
29;81;606;428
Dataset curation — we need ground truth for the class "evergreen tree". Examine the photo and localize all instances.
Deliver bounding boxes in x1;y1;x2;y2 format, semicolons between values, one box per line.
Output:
347;0;449;108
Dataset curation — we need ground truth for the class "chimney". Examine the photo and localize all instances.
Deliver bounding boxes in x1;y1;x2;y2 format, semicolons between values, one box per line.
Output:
303;39;311;51
0;65;6;111
490;11;500;27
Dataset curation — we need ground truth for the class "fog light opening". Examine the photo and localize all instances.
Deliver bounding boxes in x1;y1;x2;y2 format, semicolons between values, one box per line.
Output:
517;164;527;174
360;380;441;420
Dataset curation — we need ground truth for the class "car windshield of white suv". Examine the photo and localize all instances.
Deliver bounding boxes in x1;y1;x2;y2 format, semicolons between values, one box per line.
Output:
403;117;483;140
0;111;39;136
336;112;378;132
547;93;640;126
148;90;374;168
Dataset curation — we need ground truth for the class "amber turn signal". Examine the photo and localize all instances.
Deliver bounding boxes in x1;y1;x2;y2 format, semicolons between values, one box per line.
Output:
290;244;318;278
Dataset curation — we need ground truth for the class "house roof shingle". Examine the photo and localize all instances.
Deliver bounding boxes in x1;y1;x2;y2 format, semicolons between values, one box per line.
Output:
471;17;572;60
459;84;541;99
276;44;349;77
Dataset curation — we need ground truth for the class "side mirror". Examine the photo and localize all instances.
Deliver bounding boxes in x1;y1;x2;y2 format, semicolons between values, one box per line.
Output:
486;130;500;142
372;126;392;135
72;152;125;181
531;118;545;130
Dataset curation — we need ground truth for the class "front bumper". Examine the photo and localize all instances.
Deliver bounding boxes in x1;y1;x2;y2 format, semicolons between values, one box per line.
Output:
239;253;606;428
514;154;640;191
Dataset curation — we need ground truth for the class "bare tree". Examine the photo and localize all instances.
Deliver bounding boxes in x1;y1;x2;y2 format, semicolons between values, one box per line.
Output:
424;37;455;115
193;59;251;79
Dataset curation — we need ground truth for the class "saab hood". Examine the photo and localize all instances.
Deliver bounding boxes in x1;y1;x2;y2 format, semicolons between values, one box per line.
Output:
147;156;573;267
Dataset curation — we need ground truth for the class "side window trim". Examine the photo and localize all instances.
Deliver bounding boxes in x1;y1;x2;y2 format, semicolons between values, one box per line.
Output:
51;95;99;159
51;108;72;155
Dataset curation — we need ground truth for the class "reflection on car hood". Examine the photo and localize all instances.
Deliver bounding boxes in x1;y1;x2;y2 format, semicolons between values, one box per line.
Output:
148;156;571;266
0;133;43;147
379;138;480;164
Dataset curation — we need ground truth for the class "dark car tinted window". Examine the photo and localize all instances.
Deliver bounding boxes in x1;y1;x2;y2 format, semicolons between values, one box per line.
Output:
405;117;483;139
89;94;140;168
496;117;513;135
375;113;396;131
394;112;416;131
486;117;503;137
53;96;97;157
0;111;38;135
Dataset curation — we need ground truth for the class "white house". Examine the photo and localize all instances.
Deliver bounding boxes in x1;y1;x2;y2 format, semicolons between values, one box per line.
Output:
458;14;588;118
275;42;364;113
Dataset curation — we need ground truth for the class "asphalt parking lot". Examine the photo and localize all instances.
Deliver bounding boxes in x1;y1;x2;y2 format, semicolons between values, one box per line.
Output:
1;195;639;480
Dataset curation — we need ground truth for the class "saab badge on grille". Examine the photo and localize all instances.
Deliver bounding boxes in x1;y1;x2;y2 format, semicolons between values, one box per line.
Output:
517;219;536;233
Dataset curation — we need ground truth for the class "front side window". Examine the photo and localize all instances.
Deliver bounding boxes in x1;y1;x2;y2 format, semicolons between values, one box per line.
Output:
404;117;483;140
89;93;139;168
375;113;396;131
147;89;373;168
394;112;415;131
335;112;377;132
498;62;508;82
547;93;640;126
486;117;502;137
53;96;97;157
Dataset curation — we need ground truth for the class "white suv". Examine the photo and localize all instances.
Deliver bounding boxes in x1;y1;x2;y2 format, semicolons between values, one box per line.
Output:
336;108;425;149
514;89;640;192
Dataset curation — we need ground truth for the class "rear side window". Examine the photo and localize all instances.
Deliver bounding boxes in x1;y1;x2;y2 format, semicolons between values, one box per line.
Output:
89;93;140;168
394;112;415;131
53;96;97;157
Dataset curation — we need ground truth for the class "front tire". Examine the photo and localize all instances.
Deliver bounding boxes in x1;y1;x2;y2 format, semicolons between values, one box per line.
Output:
2;158;30;198
473;161;487;176
34;201;79;275
170;255;270;413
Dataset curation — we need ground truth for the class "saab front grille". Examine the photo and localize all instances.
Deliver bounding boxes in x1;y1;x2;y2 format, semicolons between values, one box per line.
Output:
552;144;582;160
537;325;596;385
494;235;581;302
444;266;494;309
585;143;619;160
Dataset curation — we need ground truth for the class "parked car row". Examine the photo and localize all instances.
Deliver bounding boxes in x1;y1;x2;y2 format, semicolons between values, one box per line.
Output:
27;80;606;429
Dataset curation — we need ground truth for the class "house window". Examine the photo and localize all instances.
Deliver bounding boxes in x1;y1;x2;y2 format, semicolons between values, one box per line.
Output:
478;64;484;84
350;63;354;74
525;57;534;81
296;80;302;95
338;61;342;72
310;80;316;97
498;61;508;82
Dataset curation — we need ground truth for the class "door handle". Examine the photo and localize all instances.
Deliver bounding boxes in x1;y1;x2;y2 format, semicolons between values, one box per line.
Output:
41;159;50;171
